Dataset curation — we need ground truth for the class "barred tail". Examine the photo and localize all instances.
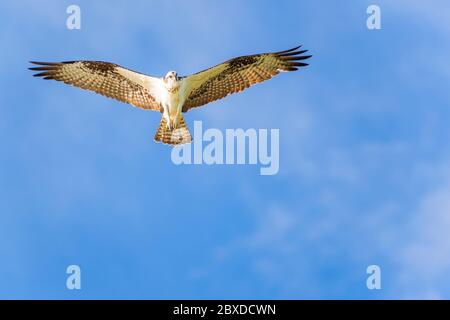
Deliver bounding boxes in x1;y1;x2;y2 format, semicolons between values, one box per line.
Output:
154;115;192;145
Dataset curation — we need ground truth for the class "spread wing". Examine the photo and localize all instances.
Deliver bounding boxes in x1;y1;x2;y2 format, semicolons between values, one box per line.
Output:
29;61;164;111
182;45;311;112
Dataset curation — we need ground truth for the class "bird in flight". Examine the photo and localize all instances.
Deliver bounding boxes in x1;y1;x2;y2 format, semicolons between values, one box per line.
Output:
29;45;311;145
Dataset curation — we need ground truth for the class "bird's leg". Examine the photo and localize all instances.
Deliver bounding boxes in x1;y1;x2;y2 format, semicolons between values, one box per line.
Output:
168;116;176;130
167;111;181;130
173;112;182;130
172;107;183;130
163;108;171;129
168;117;177;130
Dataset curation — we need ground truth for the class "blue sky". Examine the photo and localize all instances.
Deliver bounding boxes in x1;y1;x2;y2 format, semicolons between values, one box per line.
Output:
1;0;450;299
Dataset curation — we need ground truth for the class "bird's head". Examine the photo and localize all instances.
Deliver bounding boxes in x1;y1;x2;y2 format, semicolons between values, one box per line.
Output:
164;71;179;91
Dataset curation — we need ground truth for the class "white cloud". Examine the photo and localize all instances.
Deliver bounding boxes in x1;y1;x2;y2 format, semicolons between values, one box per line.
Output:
393;179;450;298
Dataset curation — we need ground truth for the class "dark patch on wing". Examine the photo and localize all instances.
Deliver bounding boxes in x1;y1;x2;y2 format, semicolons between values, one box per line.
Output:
80;61;117;73
227;55;259;69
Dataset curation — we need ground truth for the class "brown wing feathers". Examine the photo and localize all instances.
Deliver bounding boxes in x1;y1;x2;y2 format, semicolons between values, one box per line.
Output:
29;61;160;110
183;45;311;111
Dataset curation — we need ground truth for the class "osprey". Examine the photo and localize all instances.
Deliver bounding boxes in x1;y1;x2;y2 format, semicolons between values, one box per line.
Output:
29;46;311;145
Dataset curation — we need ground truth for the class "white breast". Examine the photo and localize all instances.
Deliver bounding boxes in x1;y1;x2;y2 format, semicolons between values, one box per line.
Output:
157;78;189;117
168;91;181;116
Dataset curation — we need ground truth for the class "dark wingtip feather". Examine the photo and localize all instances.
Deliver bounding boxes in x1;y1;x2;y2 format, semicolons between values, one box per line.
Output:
282;54;312;61
298;55;312;61
29;61;59;66
29;66;54;71
277;46;312;71
280;50;306;57
29;61;60;78
290;62;309;67
276;45;303;54
33;71;52;77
